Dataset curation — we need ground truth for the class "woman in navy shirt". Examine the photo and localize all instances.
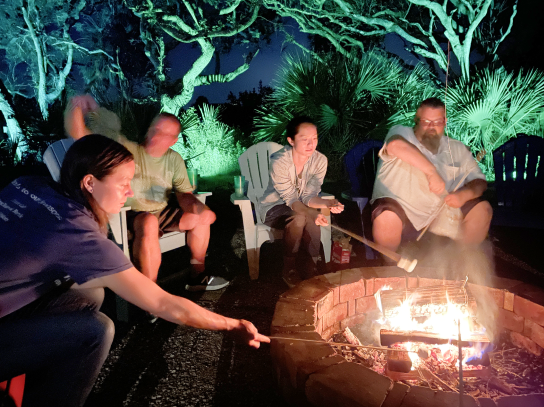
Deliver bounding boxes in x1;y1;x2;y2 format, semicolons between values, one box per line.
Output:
0;135;268;407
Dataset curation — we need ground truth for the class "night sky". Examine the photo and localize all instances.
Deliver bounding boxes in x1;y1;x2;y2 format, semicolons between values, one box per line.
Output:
167;1;543;106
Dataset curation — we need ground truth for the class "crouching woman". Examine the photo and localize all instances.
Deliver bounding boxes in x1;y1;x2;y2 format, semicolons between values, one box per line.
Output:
0;134;268;407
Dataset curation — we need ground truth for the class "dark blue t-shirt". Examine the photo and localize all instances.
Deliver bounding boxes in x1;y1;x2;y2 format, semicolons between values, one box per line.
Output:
0;176;133;318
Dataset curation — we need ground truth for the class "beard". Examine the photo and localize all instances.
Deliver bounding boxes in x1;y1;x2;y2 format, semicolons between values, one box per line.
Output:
419;129;442;153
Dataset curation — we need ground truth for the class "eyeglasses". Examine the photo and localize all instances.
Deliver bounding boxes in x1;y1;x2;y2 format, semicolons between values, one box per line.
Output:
418;119;446;127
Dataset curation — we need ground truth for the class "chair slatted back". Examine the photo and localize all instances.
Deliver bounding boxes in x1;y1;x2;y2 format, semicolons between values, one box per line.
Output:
43;138;75;182
493;135;544;209
238;142;283;203
344;140;384;197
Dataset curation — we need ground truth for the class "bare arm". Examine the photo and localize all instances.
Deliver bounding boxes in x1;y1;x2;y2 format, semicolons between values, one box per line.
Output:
75;268;269;348
291;201;328;226
445;179;487;208
64;95;99;140
386;135;445;195
307;197;344;214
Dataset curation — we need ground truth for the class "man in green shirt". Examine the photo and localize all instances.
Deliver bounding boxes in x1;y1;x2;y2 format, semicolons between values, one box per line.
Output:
65;95;229;291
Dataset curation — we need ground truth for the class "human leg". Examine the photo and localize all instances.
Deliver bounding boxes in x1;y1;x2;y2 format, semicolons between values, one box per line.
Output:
371;198;405;253
300;214;322;279
264;204;305;287
0;289;114;407
131;212;162;282
460;200;493;246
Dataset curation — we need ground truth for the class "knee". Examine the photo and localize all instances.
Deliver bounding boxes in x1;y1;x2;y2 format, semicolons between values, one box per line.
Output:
480;201;493;222
84;313;115;352
468;201;493;225
199;208;216;225
373;210;402;233
287;213;306;228
134;213;159;237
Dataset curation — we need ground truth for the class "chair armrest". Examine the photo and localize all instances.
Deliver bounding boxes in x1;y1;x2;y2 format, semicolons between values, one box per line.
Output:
109;207;131;258
230;193;251;205
320;192;335;200
195;192;212;204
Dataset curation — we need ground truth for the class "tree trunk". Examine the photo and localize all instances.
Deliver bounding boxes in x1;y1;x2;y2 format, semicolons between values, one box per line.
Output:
0;86;25;162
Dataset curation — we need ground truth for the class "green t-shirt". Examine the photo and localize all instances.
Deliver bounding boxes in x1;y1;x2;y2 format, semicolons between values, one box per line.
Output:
87;108;193;213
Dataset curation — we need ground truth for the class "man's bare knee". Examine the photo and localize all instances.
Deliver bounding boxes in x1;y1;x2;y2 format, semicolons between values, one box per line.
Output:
133;213;159;237
372;210;403;251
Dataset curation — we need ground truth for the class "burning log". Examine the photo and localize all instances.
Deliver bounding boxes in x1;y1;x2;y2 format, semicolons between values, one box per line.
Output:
386;349;412;373
384;366;492;382
380;329;490;347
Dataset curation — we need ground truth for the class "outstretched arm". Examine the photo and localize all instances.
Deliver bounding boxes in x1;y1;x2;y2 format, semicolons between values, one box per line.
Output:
386;135;445;195
64;95;98;140
75;267;269;348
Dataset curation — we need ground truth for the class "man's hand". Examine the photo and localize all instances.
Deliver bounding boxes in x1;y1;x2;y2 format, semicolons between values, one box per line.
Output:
426;171;446;195
444;191;467;208
326;199;345;214
232;319;271;349
68;94;98;116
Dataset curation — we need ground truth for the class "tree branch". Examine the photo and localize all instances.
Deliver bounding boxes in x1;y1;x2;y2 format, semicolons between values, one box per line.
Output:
492;0;517;54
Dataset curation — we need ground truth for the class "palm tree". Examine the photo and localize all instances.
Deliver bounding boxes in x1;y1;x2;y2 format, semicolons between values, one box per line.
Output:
253;50;438;176
445;67;544;178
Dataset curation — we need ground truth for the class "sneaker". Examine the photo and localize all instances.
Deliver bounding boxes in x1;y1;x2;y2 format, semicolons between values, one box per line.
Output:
146;312;159;324
185;274;230;292
282;269;302;288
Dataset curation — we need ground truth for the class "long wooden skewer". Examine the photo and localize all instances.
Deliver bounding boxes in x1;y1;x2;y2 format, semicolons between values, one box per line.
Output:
330;224;417;273
270;336;417;354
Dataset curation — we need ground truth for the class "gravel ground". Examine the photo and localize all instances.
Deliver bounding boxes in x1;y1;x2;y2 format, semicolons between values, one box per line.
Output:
83;182;544;407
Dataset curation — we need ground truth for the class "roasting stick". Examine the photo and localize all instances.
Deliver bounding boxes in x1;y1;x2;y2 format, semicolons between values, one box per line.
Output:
270;336;417;354
331;224;417;273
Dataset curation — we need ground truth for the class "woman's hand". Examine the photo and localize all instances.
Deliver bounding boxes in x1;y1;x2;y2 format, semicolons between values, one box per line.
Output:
314;212;329;226
326;199;345;214
232;320;271;349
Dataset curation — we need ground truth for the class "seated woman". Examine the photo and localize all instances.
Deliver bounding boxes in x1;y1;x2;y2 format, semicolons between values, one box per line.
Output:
0;134;268;407
259;116;344;287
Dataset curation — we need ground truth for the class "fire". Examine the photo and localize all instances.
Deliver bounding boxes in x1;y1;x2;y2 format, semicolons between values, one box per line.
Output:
376;283;489;370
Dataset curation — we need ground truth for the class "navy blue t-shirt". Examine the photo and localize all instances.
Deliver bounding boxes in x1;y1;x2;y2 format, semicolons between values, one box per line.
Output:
0;176;133;318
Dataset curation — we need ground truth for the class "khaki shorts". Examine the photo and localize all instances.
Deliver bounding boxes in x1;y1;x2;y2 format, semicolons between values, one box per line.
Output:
126;204;184;238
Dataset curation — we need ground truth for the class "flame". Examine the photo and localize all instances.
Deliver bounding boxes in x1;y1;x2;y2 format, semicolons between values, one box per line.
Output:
377;284;489;369
380;288;483;340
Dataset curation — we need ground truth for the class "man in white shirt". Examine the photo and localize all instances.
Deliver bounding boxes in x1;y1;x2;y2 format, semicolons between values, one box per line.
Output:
371;98;493;252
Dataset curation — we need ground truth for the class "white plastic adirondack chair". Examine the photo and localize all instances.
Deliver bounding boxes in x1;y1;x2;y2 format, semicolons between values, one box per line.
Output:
43;138;211;257
231;142;333;280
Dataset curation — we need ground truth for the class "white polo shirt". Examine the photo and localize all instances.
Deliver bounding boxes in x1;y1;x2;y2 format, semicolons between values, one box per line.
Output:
371;125;486;230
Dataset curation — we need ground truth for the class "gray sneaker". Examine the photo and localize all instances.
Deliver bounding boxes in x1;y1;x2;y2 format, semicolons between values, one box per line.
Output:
185;274;230;292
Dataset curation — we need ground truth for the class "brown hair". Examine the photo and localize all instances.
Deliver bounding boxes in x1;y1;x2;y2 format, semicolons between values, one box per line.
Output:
60;134;133;233
419;97;445;110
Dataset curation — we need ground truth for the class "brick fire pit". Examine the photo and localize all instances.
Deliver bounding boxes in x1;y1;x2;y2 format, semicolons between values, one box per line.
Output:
270;266;544;407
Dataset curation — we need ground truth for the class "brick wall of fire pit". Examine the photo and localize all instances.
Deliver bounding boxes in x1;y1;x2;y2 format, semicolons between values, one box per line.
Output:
270;266;544;407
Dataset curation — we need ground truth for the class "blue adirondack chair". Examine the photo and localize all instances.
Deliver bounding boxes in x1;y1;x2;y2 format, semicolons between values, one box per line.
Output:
341;140;384;259
492;135;544;228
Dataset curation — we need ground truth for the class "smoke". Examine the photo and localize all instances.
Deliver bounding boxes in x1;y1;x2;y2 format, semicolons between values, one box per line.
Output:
401;237;499;342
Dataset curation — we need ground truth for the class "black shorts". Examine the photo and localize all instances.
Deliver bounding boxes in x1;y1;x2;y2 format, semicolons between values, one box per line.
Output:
126;204;184;238
371;197;484;233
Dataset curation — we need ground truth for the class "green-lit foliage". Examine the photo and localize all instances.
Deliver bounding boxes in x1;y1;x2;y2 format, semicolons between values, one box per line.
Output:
172;104;244;177
389;67;544;179
448;68;544;178
253;51;438;176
